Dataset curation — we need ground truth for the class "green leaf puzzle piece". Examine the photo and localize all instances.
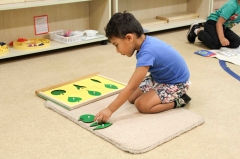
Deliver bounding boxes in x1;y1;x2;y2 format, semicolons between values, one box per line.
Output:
93;122;112;130
90;122;99;127
73;84;86;90
78;114;95;123
90;122;112;127
51;90;66;95
90;79;101;83
88;90;101;96
105;84;118;89
68;97;82;103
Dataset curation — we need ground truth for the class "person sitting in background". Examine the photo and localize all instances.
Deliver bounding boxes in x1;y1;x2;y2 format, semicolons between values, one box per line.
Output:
187;0;240;49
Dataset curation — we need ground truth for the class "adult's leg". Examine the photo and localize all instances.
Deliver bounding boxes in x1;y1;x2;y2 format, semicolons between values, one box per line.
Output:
198;20;222;49
224;27;240;48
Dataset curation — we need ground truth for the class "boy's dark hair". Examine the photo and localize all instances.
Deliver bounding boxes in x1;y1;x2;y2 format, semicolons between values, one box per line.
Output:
105;11;144;39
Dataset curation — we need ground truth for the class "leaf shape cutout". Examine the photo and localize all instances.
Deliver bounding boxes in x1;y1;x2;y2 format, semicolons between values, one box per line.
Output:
73;84;86;90
105;84;118;89
78;114;95;123
90;78;101;83
68;97;82;103
51;90;66;95
88;90;101;96
93;122;112;130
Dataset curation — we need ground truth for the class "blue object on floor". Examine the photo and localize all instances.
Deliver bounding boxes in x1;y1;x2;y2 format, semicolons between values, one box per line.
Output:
219;60;240;81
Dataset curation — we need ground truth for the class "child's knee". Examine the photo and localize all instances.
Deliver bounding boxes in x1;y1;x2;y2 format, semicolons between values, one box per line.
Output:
128;98;134;104
134;99;148;113
230;40;240;48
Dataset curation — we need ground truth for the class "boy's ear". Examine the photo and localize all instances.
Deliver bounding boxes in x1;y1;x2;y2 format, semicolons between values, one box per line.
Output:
125;34;134;42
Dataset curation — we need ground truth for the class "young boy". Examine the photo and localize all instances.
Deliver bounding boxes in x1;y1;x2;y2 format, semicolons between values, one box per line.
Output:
94;12;191;123
187;0;240;49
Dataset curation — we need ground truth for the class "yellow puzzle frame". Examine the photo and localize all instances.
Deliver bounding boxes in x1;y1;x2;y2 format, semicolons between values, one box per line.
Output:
35;73;126;110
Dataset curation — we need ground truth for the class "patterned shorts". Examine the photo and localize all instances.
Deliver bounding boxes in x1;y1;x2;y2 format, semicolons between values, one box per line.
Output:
139;75;191;104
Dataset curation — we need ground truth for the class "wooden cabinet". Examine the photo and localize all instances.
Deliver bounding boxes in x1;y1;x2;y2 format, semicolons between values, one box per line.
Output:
1;0;224;60
0;0;111;59
112;0;211;32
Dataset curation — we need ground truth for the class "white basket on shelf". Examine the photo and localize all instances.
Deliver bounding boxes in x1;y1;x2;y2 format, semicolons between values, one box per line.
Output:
49;30;82;44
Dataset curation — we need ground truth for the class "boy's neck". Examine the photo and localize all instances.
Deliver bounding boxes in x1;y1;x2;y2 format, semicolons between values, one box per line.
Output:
137;34;146;51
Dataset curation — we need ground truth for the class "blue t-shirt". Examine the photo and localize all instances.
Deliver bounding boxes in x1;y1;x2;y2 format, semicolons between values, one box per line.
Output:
208;0;240;28
136;36;190;84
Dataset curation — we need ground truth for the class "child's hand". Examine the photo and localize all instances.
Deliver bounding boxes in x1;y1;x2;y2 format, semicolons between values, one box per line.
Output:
220;37;230;46
94;107;113;123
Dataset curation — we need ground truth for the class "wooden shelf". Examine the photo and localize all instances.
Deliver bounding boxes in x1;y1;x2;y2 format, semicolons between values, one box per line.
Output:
0;34;107;59
139;19;167;28
0;0;91;10
1;0;218;59
156;12;199;22
112;0;211;33
142;18;206;33
0;0;110;59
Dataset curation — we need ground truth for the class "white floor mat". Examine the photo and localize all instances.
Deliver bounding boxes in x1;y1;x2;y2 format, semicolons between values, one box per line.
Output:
45;94;204;154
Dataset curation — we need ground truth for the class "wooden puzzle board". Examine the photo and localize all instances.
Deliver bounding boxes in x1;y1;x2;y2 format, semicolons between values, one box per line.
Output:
36;73;126;110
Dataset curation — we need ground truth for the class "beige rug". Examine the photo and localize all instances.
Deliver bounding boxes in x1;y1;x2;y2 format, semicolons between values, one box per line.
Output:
45;94;204;154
